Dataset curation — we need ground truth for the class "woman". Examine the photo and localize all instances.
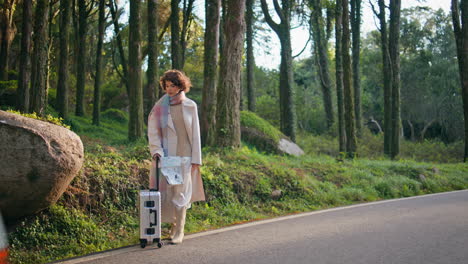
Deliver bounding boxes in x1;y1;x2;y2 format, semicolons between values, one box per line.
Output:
148;70;205;244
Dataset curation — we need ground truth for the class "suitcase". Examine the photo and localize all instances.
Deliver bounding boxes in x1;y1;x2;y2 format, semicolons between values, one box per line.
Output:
139;158;163;248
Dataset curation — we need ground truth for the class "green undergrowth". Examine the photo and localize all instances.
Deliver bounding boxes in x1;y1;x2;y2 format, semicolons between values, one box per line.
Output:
7;113;468;264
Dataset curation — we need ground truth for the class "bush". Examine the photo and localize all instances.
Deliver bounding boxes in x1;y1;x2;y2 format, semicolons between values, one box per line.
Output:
101;108;129;124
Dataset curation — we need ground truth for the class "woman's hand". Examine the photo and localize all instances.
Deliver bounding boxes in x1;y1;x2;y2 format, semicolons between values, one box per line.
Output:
191;164;200;173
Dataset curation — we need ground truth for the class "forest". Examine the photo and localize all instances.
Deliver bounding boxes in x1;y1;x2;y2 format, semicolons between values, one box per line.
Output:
0;0;467;160
2;0;468;263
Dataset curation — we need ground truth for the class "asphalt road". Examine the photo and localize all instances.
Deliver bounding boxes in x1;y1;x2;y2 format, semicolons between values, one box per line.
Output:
56;190;468;264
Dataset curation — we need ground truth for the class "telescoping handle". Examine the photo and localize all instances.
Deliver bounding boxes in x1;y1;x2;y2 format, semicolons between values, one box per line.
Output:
150;157;160;192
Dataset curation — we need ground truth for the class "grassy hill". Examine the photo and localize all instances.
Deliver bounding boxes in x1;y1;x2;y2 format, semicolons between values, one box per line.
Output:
7;110;468;264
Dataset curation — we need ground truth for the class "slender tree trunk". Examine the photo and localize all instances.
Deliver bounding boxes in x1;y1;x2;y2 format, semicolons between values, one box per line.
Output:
180;0;195;69
279;28;297;141
389;0;401;159
93;0;105;126
335;0;346;152
451;0;468;162
75;0;88;116
29;0;49;115
351;0;362;137
171;0;182;69
56;0;71;119
342;0;357;158
310;0;334;130
377;0;392;156
246;0;256;112
0;0;17;81
128;0;144;141
109;0;130;97
201;0;221;146
17;0;32;112
145;0;158;124
216;0;245;147
260;0;296;141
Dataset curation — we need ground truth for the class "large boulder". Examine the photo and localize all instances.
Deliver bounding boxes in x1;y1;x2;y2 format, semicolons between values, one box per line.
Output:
240;111;304;156
0;111;84;223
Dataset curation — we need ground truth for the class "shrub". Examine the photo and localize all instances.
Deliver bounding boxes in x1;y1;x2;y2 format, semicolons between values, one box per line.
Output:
101;108;129;124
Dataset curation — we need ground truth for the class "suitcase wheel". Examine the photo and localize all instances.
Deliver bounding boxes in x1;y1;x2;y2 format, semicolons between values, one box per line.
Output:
140;239;147;248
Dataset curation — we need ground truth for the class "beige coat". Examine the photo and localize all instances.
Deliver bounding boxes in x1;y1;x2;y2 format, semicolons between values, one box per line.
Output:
148;96;205;203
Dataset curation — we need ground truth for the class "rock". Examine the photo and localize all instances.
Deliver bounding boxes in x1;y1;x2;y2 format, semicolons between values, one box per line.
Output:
419;174;426;181
0;111;84;223
240;127;304;156
271;190;282;200
432;167;439;174
278;138;305;157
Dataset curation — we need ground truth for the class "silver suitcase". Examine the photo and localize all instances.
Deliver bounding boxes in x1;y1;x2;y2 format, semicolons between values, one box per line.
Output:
139;159;163;248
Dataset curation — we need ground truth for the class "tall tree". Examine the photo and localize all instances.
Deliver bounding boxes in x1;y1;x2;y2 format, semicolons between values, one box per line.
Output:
201;0;221;146
451;0;468;161
336;0;346;152
29;0;49;115
373;0;392;155
170;0;195;70
0;0;17;81
246;0;256;112
342;0;357;157
75;0;93;116
260;0;297;141
145;0;159;123
56;0;72;119
389;0;401;159
109;0;130;96
93;0;106;126
216;0;245;147
351;0;362;136
128;0;144;141
17;0;33;112
309;0;334;129
170;0;182;69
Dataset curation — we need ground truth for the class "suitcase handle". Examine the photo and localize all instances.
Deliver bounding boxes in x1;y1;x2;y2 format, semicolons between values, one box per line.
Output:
150;157;160;192
149;209;158;227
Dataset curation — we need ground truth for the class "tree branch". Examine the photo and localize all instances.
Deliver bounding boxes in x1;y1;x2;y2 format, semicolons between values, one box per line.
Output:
260;0;280;33
273;0;285;23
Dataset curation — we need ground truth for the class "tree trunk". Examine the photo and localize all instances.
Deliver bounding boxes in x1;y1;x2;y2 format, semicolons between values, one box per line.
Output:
180;0;195;69
0;0;17;81
93;0;105;126
351;0;362;137
128;0;144;141
342;0;357;158
389;0;401;159
56;0;71;119
109;0;130;96
145;0;158;124
75;0;88;116
407;120;415;141
216;0;245;147
201;0;220;146
246;0;256;112
451;0;468;161
260;0;296;141
171;0;182;69
310;0;334;130
17;0;32;112
377;0;393;156
29;0;49;116
335;0;346;152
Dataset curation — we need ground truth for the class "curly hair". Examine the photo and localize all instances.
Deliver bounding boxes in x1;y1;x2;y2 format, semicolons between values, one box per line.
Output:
159;70;192;93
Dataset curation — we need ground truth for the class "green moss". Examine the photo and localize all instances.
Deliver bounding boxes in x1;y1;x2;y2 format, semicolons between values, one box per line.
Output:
6;110;71;129
240;111;283;143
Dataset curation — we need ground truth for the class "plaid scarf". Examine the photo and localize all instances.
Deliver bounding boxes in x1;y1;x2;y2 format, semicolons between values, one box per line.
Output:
150;91;186;156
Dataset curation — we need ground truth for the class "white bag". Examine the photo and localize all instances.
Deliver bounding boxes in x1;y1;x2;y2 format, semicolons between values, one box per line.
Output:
160;156;184;185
